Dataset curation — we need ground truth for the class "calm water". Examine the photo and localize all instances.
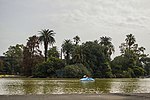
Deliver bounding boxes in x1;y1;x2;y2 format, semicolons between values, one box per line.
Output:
0;78;150;95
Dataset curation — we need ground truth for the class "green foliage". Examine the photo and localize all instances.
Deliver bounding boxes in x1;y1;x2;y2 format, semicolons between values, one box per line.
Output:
99;36;114;59
22;35;43;76
63;64;91;78
48;57;65;71
73;35;80;45
141;57;150;75
81;41;113;78
101;62;113;78
0;60;4;73
39;29;56;61
33;62;49;77
48;46;59;58
62;39;74;64
111;56;123;75
3;44;24;74
33;57;65;78
71;45;83;64
111;34;147;78
133;67;145;77
121;68;135;78
3;33;150;78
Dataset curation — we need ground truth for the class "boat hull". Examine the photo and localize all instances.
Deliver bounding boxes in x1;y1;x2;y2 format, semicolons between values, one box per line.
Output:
80;78;95;81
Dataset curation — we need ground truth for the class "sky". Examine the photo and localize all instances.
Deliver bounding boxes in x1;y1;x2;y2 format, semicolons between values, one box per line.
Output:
0;0;150;58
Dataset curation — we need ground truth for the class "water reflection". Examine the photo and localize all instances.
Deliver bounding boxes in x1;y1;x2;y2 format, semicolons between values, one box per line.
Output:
0;78;150;95
110;78;139;93
120;79;139;93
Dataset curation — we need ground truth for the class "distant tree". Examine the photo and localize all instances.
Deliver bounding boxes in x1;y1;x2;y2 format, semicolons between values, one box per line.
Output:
73;35;80;45
72;45;83;64
48;46;59;58
3;44;24;74
115;34;147;78
26;35;42;57
39;29;56;61
0;59;4;73
33;57;65;78
120;34;147;64
72;36;82;63
63;64;91;78
141;57;150;75
22;46;32;76
99;36;114;60
125;34;136;50
62;39;73;64
111;56;124;77
81;41;113;78
23;35;43;76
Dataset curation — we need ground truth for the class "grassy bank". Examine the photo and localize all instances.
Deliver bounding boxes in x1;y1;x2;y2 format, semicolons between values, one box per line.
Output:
0;75;23;78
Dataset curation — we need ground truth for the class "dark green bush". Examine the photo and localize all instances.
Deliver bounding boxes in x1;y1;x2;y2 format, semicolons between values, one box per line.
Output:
63;63;91;78
33;57;65;78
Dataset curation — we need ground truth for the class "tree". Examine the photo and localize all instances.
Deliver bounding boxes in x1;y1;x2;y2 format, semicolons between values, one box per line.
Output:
33;57;65;78
125;34;136;50
22;46;32;76
3;44;24;74
39;29;56;61
72;45;83;64
62;39;73;64
48;46;59;58
141;57;150;75
81;41;113;78
63;64;91;78
0;59;4;73
99;36;114;60
73;35;80;45
72;36;83;64
26;35;41;57
117;34;147;78
111;56;124;77
23;35;43;76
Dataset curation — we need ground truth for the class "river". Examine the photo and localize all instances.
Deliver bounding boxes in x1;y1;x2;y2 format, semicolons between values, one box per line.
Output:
0;78;150;95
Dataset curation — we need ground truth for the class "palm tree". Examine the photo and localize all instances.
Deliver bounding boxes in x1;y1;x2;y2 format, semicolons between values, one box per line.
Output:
61;39;73;64
72;45;83;63
125;34;136;50
27;35;40;56
138;47;145;54
39;29;56;61
73;35;80;45
100;36;115;56
100;36;112;46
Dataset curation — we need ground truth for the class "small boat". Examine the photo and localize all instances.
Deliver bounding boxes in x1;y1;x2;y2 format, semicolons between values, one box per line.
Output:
80;77;95;81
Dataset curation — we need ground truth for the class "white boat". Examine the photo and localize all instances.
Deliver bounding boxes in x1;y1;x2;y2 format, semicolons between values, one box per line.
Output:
80;77;95;81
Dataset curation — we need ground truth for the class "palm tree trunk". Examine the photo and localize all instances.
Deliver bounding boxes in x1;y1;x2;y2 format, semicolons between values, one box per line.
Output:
61;48;63;59
44;43;48;61
66;52;70;64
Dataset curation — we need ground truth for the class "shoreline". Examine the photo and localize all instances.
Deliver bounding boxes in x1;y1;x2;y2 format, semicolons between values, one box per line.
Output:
0;94;150;100
0;74;150;78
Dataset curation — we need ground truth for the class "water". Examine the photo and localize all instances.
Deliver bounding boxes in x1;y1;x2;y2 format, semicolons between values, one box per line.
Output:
0;78;150;95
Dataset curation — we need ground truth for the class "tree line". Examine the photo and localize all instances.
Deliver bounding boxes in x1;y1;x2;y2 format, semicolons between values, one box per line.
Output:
0;29;150;78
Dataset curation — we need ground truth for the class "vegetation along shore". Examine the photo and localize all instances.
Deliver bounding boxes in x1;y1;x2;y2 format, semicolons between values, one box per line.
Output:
0;29;150;78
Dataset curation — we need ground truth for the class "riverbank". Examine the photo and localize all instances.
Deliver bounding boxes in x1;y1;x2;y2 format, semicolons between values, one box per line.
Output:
0;75;24;78
0;94;150;100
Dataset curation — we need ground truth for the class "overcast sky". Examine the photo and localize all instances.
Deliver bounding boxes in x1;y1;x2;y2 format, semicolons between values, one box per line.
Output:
0;0;150;58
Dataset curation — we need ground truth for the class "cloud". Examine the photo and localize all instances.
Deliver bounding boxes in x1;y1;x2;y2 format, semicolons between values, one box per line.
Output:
53;0;150;30
0;0;150;56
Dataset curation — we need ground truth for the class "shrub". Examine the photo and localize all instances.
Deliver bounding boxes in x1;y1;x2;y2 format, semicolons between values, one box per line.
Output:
63;63;91;78
133;67;145;77
33;57;65;78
